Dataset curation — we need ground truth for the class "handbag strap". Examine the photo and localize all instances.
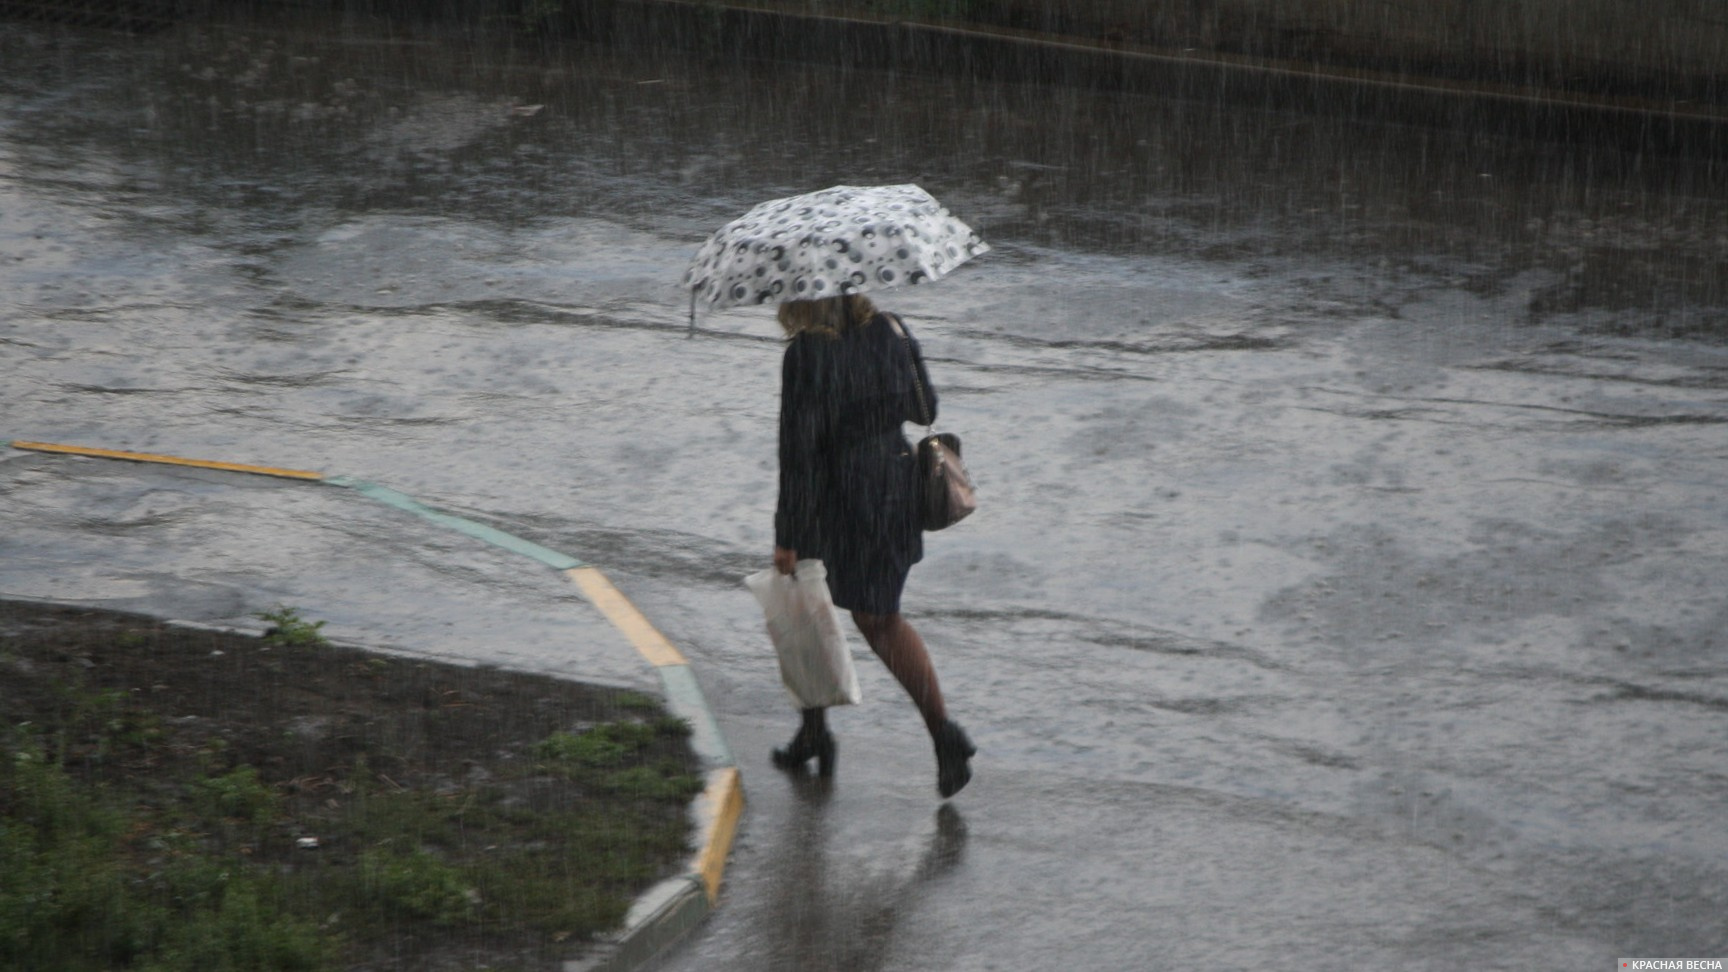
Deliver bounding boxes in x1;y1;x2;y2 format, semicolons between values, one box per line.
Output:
885;313;935;431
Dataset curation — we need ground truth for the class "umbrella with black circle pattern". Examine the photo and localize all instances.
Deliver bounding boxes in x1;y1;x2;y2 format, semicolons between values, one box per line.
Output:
683;184;989;324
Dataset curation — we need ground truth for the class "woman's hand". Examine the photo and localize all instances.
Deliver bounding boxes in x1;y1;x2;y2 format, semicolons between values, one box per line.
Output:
773;546;798;575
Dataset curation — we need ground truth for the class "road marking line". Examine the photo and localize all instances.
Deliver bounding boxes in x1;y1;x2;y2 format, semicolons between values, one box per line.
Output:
8;440;324;480
692;766;744;904
327;476;584;571
564;566;687;667
657;663;735;768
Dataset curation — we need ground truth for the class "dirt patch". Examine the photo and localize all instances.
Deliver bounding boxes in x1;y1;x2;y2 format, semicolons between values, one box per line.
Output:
0;598;701;971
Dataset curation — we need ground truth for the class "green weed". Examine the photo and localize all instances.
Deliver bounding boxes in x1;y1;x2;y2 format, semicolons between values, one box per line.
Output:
195;765;278;822
361;848;480;925
534;722;656;768
255;606;328;649
47;681;158;766
615;690;660;712
601;764;705;801
533;722;703;801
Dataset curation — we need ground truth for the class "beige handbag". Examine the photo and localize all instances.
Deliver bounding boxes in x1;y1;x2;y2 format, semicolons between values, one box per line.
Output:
917;431;977;531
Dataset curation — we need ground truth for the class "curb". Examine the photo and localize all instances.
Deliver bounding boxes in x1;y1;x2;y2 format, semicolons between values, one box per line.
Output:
569;0;1726;156
4;438;741;972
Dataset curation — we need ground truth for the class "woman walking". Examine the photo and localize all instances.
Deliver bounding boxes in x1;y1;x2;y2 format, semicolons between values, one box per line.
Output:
770;293;975;799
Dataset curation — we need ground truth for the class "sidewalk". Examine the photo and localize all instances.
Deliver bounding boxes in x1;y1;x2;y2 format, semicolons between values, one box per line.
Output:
561;0;1727;155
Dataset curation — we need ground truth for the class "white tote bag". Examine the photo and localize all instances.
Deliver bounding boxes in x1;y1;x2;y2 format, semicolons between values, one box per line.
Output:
743;559;861;709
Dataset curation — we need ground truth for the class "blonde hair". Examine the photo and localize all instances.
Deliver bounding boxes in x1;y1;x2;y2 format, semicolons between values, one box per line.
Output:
777;295;877;339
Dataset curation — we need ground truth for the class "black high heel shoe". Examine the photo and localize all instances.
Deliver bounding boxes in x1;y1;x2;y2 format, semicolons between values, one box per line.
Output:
933;720;976;799
772;726;836;776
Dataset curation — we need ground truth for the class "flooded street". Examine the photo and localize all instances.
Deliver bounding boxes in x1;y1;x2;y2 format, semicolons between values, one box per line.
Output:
3;12;1726;968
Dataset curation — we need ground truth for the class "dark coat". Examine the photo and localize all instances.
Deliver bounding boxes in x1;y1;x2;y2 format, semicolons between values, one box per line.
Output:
775;312;936;613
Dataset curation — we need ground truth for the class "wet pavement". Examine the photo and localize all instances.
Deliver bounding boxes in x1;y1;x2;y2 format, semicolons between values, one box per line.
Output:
3;12;1727;969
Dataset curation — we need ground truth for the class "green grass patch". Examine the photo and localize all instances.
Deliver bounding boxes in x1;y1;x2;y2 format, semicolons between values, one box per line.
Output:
0;600;704;971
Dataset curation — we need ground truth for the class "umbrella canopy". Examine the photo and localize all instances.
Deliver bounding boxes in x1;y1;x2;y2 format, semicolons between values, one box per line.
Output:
684;184;989;318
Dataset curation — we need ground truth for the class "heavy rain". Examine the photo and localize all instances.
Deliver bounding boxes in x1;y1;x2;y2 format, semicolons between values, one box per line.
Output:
2;1;1725;969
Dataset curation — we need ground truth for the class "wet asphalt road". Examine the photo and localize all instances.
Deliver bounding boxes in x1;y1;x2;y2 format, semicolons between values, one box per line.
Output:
3;13;1727;970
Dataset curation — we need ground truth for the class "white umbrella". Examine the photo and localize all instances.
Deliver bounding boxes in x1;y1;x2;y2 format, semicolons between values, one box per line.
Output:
684;184;989;324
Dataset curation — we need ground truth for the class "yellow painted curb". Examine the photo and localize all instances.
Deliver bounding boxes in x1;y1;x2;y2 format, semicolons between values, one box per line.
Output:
692;766;744;905
9;441;323;481
564;566;688;668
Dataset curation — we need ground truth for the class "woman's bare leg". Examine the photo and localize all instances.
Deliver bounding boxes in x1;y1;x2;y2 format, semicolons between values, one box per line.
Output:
852;610;946;735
